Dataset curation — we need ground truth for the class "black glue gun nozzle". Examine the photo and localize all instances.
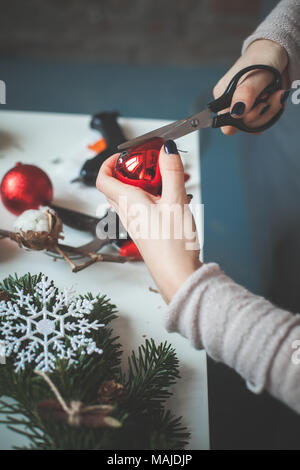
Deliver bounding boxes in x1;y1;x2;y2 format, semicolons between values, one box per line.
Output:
71;176;84;183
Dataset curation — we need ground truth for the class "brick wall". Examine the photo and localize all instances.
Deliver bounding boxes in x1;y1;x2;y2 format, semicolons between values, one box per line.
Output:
0;0;266;65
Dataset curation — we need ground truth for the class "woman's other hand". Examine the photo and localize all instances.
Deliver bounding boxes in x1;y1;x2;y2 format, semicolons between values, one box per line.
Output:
213;39;290;135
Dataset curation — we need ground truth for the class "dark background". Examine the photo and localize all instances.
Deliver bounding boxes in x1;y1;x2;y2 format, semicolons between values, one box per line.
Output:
1;0;299;450
0;0;260;65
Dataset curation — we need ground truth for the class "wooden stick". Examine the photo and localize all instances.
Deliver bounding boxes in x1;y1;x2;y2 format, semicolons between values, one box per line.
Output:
0;228;135;272
0;228;14;239
55;245;77;271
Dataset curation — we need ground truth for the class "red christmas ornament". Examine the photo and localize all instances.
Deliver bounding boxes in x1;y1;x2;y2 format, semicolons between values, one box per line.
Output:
118;240;143;260
184;172;190;182
0;163;53;215
114;137;163;196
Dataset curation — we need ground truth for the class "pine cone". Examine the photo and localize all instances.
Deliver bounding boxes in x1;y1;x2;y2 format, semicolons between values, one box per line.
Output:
97;380;124;405
0;290;10;302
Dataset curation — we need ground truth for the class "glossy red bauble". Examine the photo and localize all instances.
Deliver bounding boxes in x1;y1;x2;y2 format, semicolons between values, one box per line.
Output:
118;240;143;260
0;163;53;215
114;137;164;196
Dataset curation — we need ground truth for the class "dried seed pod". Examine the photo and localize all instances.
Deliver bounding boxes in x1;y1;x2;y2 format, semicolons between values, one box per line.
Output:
13;207;63;251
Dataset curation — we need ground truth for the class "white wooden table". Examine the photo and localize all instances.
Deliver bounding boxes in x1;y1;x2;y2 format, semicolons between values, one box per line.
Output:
0;110;209;450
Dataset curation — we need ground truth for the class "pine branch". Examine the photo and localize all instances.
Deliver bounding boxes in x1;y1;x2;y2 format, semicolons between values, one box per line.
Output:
123;338;180;411
0;273;190;450
149;409;191;449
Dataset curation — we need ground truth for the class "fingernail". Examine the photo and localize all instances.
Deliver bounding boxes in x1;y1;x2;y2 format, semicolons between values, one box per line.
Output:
231;102;245;116
164;139;178;155
187;193;193;202
280;89;290;105
259;104;271;116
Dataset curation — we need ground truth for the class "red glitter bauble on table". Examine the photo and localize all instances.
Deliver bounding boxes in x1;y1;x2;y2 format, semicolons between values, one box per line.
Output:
0;163;53;215
114;137;164;196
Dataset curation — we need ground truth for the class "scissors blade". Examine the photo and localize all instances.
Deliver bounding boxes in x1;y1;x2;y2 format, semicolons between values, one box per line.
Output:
117;108;212;151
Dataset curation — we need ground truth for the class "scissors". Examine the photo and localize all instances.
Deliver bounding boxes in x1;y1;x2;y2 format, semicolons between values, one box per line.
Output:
117;65;284;151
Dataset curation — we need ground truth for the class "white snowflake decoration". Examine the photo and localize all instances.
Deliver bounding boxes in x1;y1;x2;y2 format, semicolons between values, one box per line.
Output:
0;275;104;372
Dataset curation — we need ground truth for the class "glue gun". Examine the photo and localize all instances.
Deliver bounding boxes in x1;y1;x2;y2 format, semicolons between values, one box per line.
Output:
72;111;126;186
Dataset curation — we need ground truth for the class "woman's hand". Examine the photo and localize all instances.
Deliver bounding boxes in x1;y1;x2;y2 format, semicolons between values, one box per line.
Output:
214;39;290;135
97;141;202;303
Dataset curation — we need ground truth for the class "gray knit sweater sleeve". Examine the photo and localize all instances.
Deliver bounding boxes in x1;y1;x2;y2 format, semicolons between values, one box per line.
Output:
242;0;300;81
165;264;300;414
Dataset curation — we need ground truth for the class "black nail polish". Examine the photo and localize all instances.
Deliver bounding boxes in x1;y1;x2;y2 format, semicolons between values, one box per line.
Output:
164;139;178;155
259;104;271;116
187;193;193;201
231;102;245;116
280;89;290;105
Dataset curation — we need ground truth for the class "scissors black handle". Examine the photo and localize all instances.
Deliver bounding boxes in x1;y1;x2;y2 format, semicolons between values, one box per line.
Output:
207;65;283;133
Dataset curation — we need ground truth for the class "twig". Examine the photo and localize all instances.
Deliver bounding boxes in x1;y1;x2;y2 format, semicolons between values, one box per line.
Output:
55;244;134;272
54;244;77;271
0;228;135;273
34;371;121;428
0;228;15;240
